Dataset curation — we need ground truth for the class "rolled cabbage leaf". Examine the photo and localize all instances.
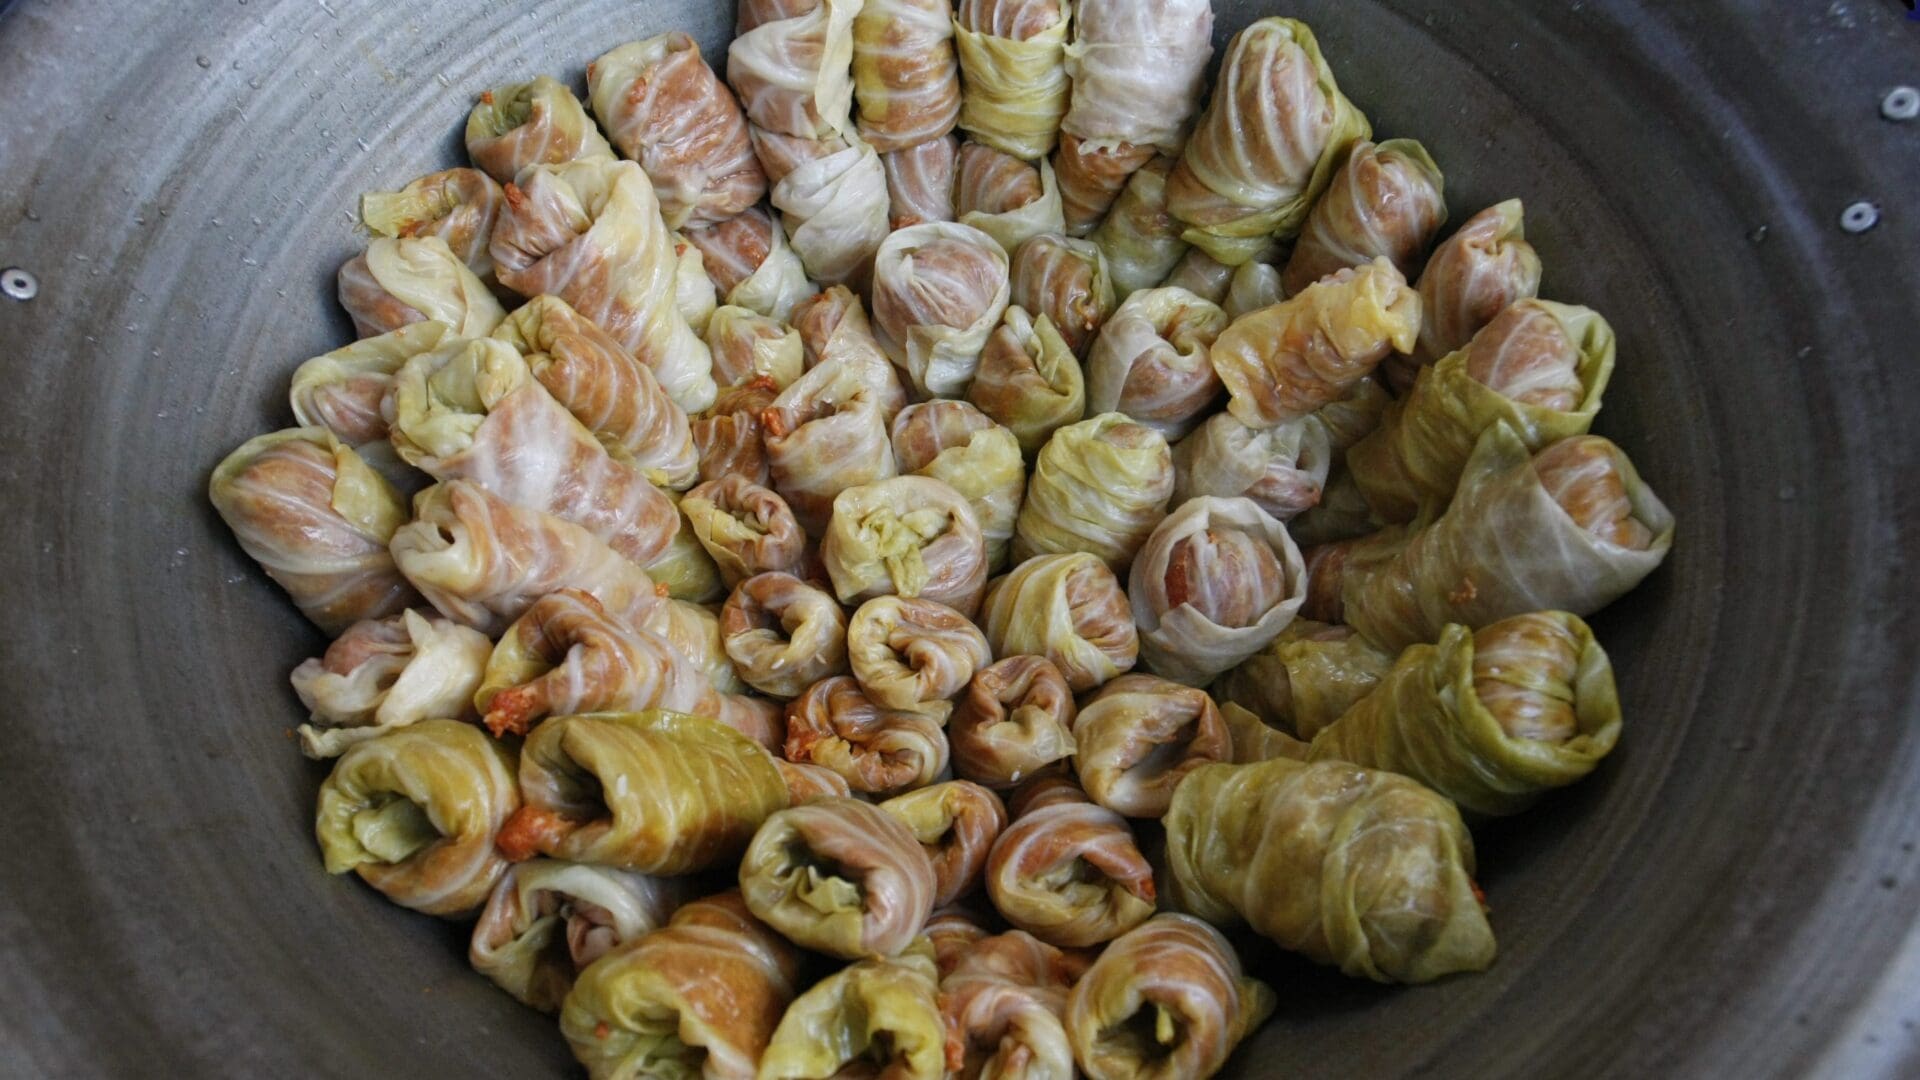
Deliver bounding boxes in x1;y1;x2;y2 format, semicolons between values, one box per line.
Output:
760;129;892;286
939;928;1087;1080
1011;233;1115;360
1091;157;1190;300
721;572;850;699
1070;674;1230;817
883;134;960;229
291;322;452;448
1083;286;1230;441
707;305;806;392
824;476;990;616
954;0;1072;160
1171;413;1331;523
956;144;1067;260
950;655;1078;790
1390;199;1542;392
757;950;946;1080
847;595;994;718
852;0;962;152
1158;248;1237;305
466;75;615;185
966;307;1086;458
740;797;939;959
693;378;779;486
1054;136;1158;239
360;168;504;281
729;0;860;139
337;235;504;340
1283;139;1448;295
683;206;816;323
683;475;806;587
1222;260;1284;321
878;780;1009;907
784;675;950;796
291;608;491;759
1129;497;1308;686
671;236;719;338
1211;619;1393;740
980;552;1138;693
762;358;900;535
1012;413;1173;574
985;779;1156;948
789;286;911;420
778;759;856;804
889;401;1026;573
470;859;685;1013
871;222;1013;398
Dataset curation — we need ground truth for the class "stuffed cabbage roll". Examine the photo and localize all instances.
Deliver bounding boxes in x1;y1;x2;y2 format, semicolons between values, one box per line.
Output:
1165;756;1496;983
1011;234;1116;359
683;207;816;322
986;779;1156;948
722;572;850;699
1330;424;1675;650
656;598;764;701
785;675;950;796
707;306;806;391
682;475;807;588
1391;199;1543;392
1129;497;1308;686
471;859;685;1013
291;609;491;759
1092;157;1190;300
385;337;681;567
778;759;856;804
588;34;765;230
852;0;962;152
926;909;994;978
693;377;779;486
758;950;946;1080
497;710;788;873
337;235;505;340
1352;300;1616;523
1054;136;1158;240
1171;413;1331;523
889;401;1027;572
1064;914;1274;1080
1157;248;1237;306
759;129;892;286
980;553;1138;693
848;595;994;719
940;929;1088;1080
1168;19;1370;266
871;222;1013;398
879;781;1010;908
951;655;1078;790
491;159;717;413
740;797;939;958
642;498;726;599
291;322;451;449
956;144;1067;259
1013;414;1174;573
1211;620;1393;740
789;286;910;420
1083;286;1230;441
314;719;518;918
1222;260;1285;321
493;295;700;490
1213;258;1422;428
883;135;960;229
1219;702;1307;765
762;359;900;536
210;428;418;634
466;75;615;185
559;891;799;1080
672;233;720;338
360;168;504;282
824;476;990;616
1283;139;1448;295
1070;674;1230;817
954;0;1072;160
967;307;1086;458
730;0;860;139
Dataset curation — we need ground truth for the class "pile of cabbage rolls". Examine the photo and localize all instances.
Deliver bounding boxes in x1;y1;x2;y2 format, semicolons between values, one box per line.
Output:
210;3;1673;1076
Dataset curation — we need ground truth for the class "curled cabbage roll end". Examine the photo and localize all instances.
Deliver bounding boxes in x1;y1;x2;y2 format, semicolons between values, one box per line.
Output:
683;207;817;323
848;595;994;719
1071;674;1231;818
360;168;504;282
1212;619;1393;740
986;779;1157;948
721;572;850;699
954;0;1073;160
871;222;1013;398
967;306;1087;459
684;474;807;587
981;552;1139;693
290;322;452;449
1390;199;1543;392
740;797;939;959
1282;138;1448;295
338;235;505;341
291;608;491;759
951;655;1079;790
762;358;901;536
470;859;685;1013
1013;414;1174;574
1092;156;1190;301
758;949;947;1080
956;144;1068;260
1083;286;1230;441
879;780;1010;908
890;401;1027;572
1171;412;1332;523
706;305;806;392
784;676;950;797
693;378;780;486
824;476;990;617
1011;233;1116;359
465;75;615;186
941;928;1088;1080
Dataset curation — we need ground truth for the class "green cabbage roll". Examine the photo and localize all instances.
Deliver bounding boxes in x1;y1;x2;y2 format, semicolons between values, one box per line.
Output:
1092;157;1190;301
1389;199;1542;391
784;675;950;797
638;494;726;605
981;552;1139;693
1282;139;1448;295
359;168;504;282
1013;414;1174;574
954;0;1072;160
290;608;491;759
290;322;451;448
852;0;962;152
740;797;938;959
847;595;994;719
706;305;806;392
720;572;850;699
890;401;1027;573
985;779;1156;948
470;859;686;1012
823;476;990;617
465;75;615;186
1170;413;1331;523
966;307;1086;459
1211;619;1393;740
878;780;1009;908
956;144;1068;260
683;207;816;324
757;949;946;1080
337;235;505;341
1071;674;1231;818
1083;286;1230;441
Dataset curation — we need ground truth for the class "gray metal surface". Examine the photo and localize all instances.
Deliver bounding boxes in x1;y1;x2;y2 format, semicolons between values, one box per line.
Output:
1;1;1916;1076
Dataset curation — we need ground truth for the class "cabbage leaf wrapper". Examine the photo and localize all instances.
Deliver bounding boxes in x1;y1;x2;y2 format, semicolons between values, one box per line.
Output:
890;401;1027;573
758;128;892;286
210;427;418;635
471;859;687;1013
1211;619;1392;740
466;75;615;185
291;322;452;448
879;781;1009;907
1083;286;1229;441
763;348;901;535
1169;18;1371;267
985;779;1156;948
707;306;806;392
1159;248;1248;306
683;207;817;323
954;0;1072;160
729;0;860;140
784;675;950;796
637;493;726;604
1091;157;1190;301
966;307;1086;459
337;235;505;341
939;928;1089;1080
1222;260;1284;321
884;135;960;229
589;33;766;230
1164;756;1496;984
497;710;789;874
852;0;962;152
561;891;801;1080
1013;413;1173;574
957;144;1068;261
740;797;939;959
1171;412;1331;523
1011;233;1116;360
684;474;807;587
1071;674;1230;818
926;909;994;978
779;759;855;804
291;609;491;759
757;949;946;1080
981;552;1138;693
1063;914;1274;1080
694;378;779;486
848;595;994;719
315;719;519;918
360;168;504;281
1389;199;1542;392
1282;139;1448;295
722;572;850;699
872;222;1013;398
824;476;989;616
790;285;911;420
1054;135;1157;240
950;655;1078;790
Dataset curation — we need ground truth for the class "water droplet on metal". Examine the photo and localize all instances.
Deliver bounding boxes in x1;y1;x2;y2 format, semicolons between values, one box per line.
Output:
1840;202;1879;234
196;55;212;69
1746;224;1769;244
1883;86;1920;122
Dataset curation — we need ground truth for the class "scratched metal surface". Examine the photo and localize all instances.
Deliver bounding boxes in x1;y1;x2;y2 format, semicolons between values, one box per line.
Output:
0;1;1916;1077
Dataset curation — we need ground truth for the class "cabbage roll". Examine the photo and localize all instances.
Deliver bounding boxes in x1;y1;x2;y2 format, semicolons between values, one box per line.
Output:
1282;139;1448;295
940;929;1088;1080
707;306;806;391
683;207;816;323
471;859;685;1012
1083;286;1229;441
883;134;960;229
1330;423;1675;650
1168;19;1371;266
360;168;504;282
1220;702;1307;765
1158;248;1237;306
1011;234;1116;359
1070;674;1230;818
824;476;990;616
852;0;962;152
763;359;900;535
209;428;418;635
730;0;860;139
950;655;1078;790
889;401;1027;572
1129;497;1308;686
1054;136;1159;240
848;595;994;719
1171;413;1331;523
588;34;766;230
985;779;1156;948
721;572;851;699
1064;914;1274;1080
1390;199;1543;391
966;307;1086;458
778;759;855;804
337;236;504;340
879;781;1009;908
681;475;806;589
789;286;911;420
385;337;681;567
389;481;658;637
1164;756;1496;983
1013;414;1174;573
1211;620;1393;740
1213;258;1422;428
671;235;720;338
980;553;1138;693
758;950;946;1080
785;675;950;796
290;322;452;448
758;128;892;286
956;144;1067;259
926;909;994;977
291;609;491;759
491;159;717;413
645;499;726;607
466;75;615;185
497;711;787;873
314;719;518;918
493;295;700;491
693;378;779;486
1352;300;1616;523
1091;157;1190;300
740;797;939;959
871;222;1013;398
954;0;1072;160
1222;260;1284;321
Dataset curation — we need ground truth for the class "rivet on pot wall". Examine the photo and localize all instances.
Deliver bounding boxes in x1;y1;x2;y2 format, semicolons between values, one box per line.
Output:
1840;203;1880;234
1882;86;1920;122
1;268;39;302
